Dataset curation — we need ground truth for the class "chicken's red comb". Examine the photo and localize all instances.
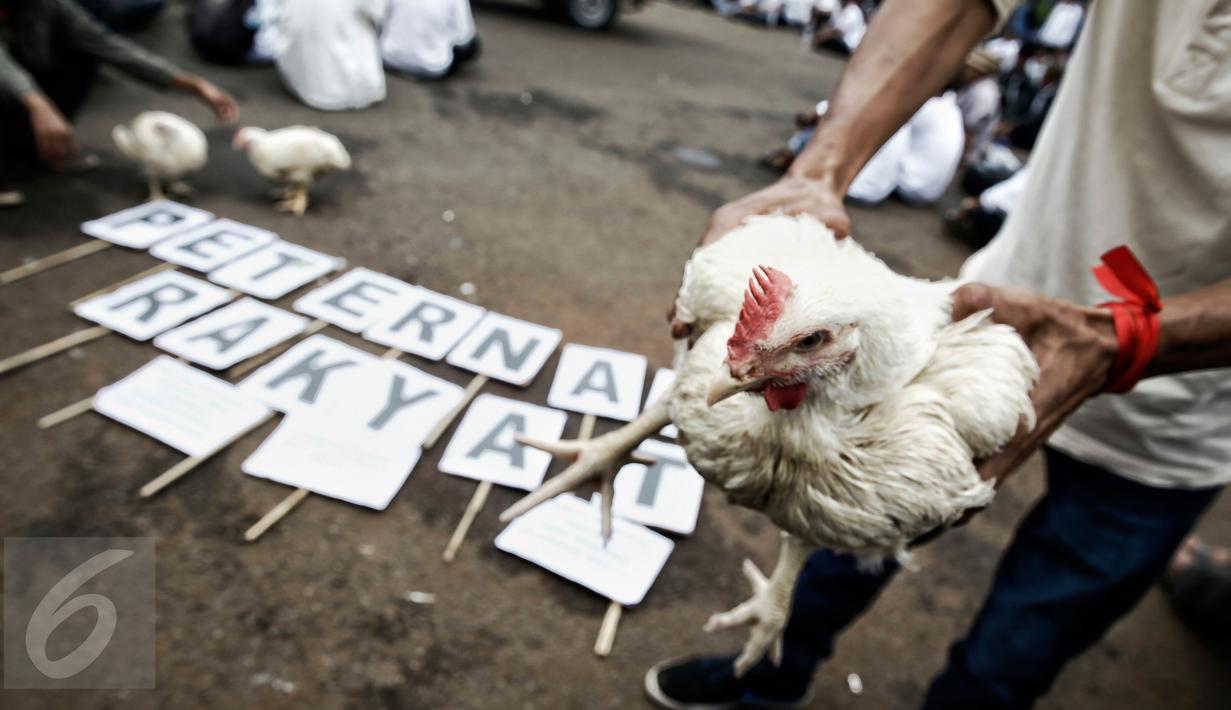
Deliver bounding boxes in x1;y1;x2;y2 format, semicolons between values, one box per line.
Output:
727;266;794;363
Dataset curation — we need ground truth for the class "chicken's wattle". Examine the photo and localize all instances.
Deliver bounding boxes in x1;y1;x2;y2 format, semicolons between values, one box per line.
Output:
764;383;807;411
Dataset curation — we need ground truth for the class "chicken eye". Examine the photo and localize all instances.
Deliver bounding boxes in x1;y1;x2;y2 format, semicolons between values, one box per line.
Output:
795;330;830;350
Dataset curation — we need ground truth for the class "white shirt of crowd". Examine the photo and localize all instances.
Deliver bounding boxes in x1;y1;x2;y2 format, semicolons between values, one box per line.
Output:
252;0;478;111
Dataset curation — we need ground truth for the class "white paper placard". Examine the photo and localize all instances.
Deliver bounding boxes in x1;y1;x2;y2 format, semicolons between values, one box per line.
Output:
293;268;415;333
241;360;465;509
73;269;233;341
438;394;568;490
364;287;485;361
547;344;647;421
93;356;270;457
495;494;674;606
154;298;308;370
80;200;214;248
149;219;277;272
445;312;562;386
611;439;704;535
238;334;377;413
645;368;678;439
208;241;345;299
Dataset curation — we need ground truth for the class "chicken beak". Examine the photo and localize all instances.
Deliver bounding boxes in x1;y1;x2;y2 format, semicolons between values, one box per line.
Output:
706;371;761;407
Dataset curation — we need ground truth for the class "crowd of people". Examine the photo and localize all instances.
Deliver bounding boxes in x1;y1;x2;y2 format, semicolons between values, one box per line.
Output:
711;0;1086;247
0;0;480;206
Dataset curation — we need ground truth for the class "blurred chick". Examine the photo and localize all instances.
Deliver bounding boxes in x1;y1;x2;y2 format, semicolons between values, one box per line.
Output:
233;126;351;216
112;111;209;201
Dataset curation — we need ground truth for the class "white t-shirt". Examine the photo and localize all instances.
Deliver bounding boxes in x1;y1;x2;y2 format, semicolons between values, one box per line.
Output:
895;92;964;204
830;4;866;51
978;165;1029;215
846;94;963;204
963;0;1231;489
983;36;1021;74
381;0;476;78
847;126;908;203
957;76;1002;163
1036;1;1084;49
272;0;389;111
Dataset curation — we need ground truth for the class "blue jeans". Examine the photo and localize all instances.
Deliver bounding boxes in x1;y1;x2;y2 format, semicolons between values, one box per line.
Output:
742;447;1221;709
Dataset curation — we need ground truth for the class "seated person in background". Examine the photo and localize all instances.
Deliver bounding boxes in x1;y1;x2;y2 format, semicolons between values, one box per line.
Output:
956;48;1002;169
982;27;1021;75
1036;0;1084;50
0;0;236;206
1000;60;1062;149
946;164;1030;247
765;85;964;206
267;0;388;111
381;0;479;80
812;0;864;54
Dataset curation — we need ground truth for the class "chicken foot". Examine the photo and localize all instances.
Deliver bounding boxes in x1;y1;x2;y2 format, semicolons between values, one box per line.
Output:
275;184;310;216
146;173;164;202
704;532;816;677
500;398;673;541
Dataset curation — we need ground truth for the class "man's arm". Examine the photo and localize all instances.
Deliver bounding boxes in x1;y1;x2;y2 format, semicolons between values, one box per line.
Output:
952;277;1231;483
1150;279;1231;377
53;0;237;122
700;0;1007;245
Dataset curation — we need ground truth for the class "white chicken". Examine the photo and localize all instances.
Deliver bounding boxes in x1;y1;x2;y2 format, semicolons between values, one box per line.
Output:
502;215;1038;675
112;111;208;201
233;126;352;216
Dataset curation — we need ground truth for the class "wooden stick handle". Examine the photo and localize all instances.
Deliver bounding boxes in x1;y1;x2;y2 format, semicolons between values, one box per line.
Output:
594;601;623;657
421;373;488;450
442;480;494;563
381;347;403;360
244;487;310;542
227;319;328;379
69;262;177;307
139;412;273;498
578;412;597;441
0;325;110;377
0;240;113;286
38;395;96;429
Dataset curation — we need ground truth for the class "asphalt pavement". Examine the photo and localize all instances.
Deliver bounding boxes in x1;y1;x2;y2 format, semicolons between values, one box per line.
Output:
1;2;1227;708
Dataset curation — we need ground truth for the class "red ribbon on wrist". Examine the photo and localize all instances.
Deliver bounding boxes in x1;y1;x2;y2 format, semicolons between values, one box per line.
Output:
1092;246;1162;394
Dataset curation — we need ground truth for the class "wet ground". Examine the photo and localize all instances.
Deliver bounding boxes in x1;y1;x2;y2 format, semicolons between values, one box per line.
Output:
1;2;1228;708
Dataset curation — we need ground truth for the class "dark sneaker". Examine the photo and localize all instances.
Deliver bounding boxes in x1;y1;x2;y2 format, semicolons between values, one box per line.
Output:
644;655;811;710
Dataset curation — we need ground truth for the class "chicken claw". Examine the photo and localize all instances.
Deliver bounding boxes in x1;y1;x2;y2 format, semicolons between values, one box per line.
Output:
704;533;815;677
704;559;787;677
501;433;655;542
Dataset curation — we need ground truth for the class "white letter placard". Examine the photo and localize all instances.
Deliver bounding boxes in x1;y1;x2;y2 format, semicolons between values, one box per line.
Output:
242;360;465;509
495;494;674;606
238;334;376;413
445;312;562;386
645;368;678;439
93;356;270;457
437;394;568;490
74;269;233;341
149;219;277;272
209;241;345;299
80;200;214;248
547;344;647;421
293;268;414;332
154;298;308;370
611;439;704;535
364;287;485;361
